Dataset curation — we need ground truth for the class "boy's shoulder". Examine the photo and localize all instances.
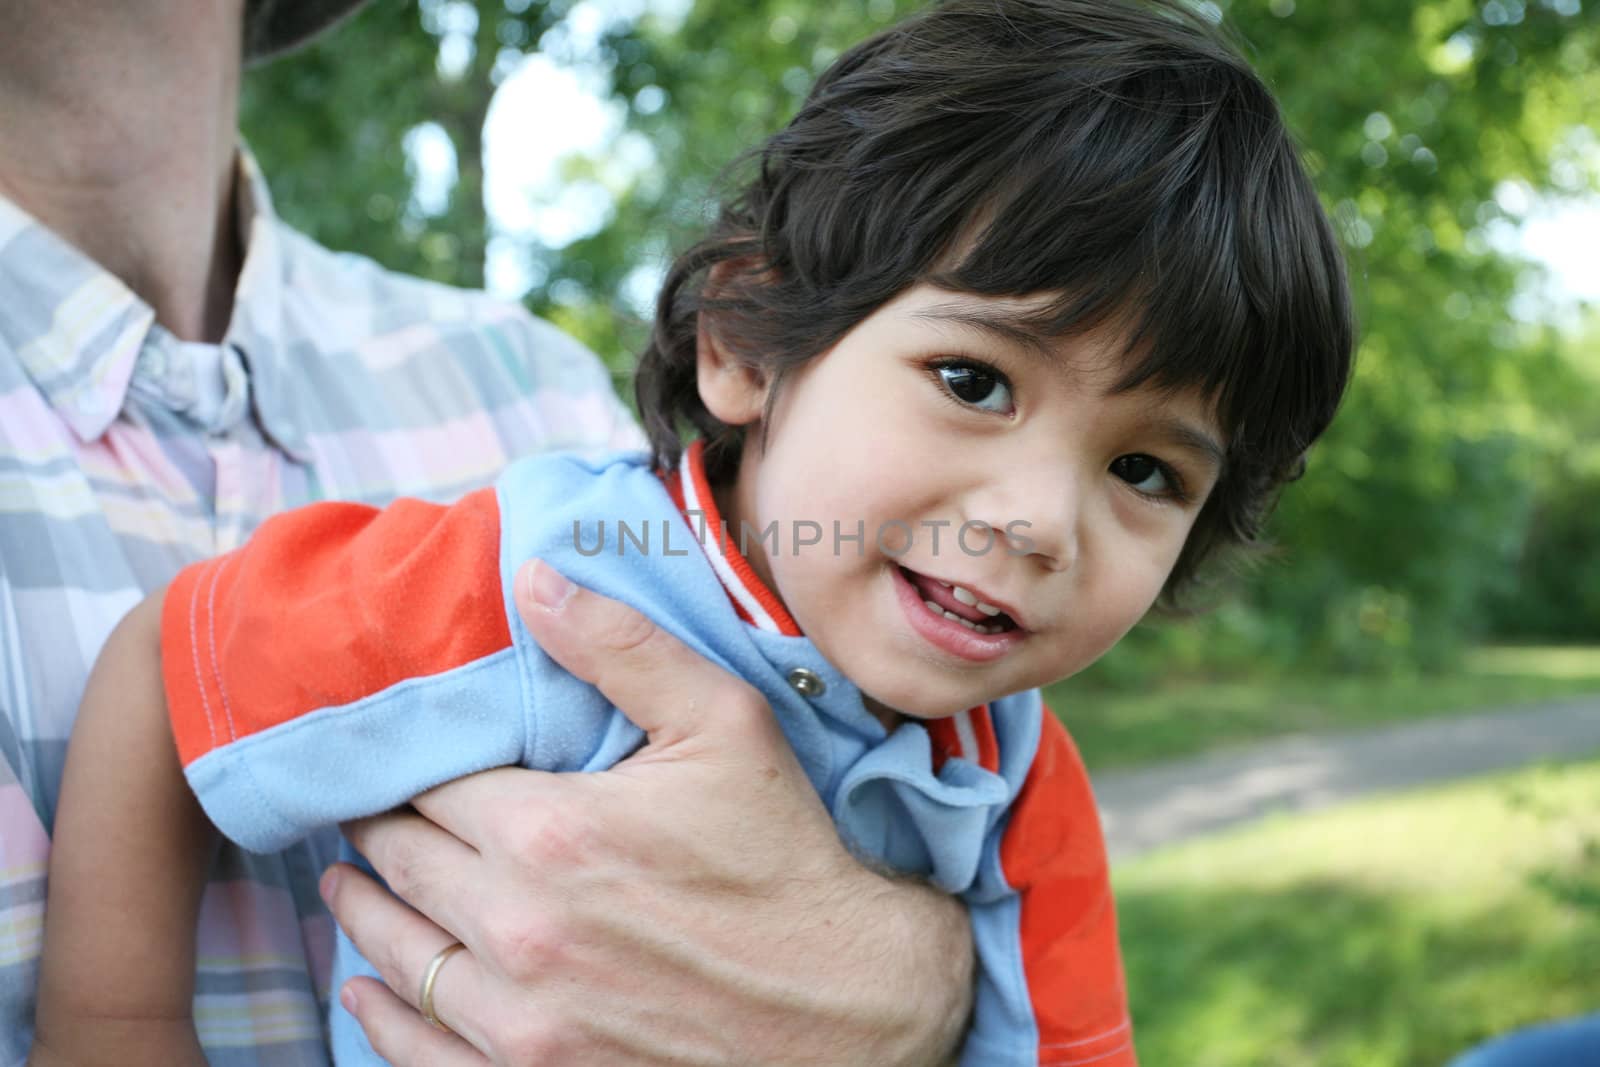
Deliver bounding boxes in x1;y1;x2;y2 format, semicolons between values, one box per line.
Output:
490;447;729;629
494;447;660;514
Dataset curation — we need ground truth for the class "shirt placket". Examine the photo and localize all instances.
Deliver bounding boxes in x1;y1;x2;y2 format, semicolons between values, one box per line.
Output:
210;418;294;554
171;336;287;555
210;435;249;554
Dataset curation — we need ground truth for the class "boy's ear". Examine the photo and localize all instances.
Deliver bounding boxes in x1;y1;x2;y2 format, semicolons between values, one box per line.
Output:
695;263;770;427
696;319;768;427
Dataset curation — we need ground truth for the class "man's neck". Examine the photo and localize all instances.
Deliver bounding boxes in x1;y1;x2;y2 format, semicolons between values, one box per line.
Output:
0;1;247;342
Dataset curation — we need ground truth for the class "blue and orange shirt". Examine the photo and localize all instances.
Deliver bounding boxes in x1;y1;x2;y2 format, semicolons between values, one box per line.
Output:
161;443;1136;1066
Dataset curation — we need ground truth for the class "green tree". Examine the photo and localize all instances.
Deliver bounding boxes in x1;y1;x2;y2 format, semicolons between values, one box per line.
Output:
1484;310;1600;640
242;0;571;288
1212;0;1599;668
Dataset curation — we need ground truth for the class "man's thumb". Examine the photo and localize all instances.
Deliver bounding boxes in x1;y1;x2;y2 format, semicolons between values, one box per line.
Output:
512;559;769;744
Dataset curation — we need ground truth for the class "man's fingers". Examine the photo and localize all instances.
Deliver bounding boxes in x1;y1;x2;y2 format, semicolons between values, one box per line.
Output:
341;976;485;1067
400;766;558;853
514;559;771;744
322;860;495;1053
323;834;497;1054
341;808;482;940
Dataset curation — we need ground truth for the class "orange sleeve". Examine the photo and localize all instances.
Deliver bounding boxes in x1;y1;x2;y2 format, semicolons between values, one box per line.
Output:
1000;707;1137;1066
160;488;512;768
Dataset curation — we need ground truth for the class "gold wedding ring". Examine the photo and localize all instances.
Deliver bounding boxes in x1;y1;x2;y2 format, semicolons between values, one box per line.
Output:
419;941;466;1032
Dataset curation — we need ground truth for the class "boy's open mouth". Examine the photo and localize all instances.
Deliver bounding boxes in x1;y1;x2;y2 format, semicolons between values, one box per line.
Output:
897;566;1020;635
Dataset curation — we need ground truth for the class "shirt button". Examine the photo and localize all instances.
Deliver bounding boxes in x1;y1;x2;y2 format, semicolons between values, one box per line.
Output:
787;667;826;698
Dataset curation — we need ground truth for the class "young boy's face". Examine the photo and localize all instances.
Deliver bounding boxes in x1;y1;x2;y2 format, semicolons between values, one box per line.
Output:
703;284;1225;720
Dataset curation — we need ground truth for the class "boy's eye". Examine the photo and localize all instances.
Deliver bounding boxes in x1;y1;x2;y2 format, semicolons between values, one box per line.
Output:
936;361;1014;414
1111;454;1183;500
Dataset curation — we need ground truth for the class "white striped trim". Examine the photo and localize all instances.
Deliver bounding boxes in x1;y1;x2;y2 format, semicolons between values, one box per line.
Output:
678;460;781;633
1041;1041;1133;1066
1041;1020;1132;1049
952;707;980;763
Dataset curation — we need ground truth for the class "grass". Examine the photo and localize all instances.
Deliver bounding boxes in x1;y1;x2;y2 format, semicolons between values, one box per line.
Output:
1044;645;1600;771
1115;759;1600;1067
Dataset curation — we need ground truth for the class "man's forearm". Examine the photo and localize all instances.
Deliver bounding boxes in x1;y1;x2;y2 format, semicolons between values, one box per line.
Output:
863;875;973;1067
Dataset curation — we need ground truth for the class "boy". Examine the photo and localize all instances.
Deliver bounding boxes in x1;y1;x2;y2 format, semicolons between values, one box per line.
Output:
33;0;1352;1063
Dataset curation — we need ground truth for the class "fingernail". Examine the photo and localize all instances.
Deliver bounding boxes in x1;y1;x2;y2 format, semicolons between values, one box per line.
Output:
341;984;359;1015
319;866;340;904
527;559;575;612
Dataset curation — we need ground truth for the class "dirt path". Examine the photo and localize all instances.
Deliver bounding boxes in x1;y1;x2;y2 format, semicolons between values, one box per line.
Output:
1092;695;1600;860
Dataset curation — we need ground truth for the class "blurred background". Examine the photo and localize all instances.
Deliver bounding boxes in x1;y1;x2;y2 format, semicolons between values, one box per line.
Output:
243;1;1599;1063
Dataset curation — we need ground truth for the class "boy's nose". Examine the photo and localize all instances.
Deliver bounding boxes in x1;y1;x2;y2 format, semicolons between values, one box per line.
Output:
967;467;1079;573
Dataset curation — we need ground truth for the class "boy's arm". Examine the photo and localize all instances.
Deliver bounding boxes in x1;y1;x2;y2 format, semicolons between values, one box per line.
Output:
34;487;519;1063
32;590;216;1067
966;708;1137;1067
161;488;524;852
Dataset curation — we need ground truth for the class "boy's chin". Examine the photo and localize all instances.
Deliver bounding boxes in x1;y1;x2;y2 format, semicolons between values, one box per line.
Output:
860;684;995;724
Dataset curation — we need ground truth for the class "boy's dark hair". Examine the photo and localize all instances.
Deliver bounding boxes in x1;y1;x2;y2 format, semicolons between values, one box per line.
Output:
635;0;1353;603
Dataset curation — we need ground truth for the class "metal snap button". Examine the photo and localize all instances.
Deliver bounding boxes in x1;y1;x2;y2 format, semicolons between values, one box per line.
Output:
787;667;826;698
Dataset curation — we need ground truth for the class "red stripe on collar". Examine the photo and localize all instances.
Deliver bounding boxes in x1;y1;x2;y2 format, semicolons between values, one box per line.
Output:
660;440;801;637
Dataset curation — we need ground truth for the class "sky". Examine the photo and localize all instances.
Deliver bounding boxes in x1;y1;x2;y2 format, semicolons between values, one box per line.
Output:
1519;202;1600;304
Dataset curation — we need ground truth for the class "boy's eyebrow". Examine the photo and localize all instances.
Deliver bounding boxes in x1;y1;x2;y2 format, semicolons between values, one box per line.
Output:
909;303;1057;359
1151;416;1227;477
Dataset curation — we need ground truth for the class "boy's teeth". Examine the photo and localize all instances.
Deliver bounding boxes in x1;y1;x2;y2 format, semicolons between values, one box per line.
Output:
922;598;1002;635
951;584;1004;617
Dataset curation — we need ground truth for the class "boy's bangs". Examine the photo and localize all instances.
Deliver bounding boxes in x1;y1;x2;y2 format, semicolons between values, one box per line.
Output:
924;63;1349;472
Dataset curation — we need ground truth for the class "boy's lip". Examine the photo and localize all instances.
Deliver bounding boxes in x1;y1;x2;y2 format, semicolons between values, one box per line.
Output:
890;565;1028;664
898;565;1027;631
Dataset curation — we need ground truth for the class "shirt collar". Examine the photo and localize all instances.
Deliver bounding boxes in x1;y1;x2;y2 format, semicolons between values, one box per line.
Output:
0;187;154;441
226;149;305;458
660;440;803;637
0;147;301;453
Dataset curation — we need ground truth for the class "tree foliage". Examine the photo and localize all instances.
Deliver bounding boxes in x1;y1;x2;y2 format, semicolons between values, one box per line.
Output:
241;0;1600;676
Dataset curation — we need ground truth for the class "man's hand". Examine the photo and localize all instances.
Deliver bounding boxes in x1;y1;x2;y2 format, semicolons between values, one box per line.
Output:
324;559;973;1066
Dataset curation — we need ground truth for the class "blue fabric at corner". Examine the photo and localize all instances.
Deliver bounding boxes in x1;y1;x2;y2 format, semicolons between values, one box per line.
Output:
1447;1015;1600;1067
